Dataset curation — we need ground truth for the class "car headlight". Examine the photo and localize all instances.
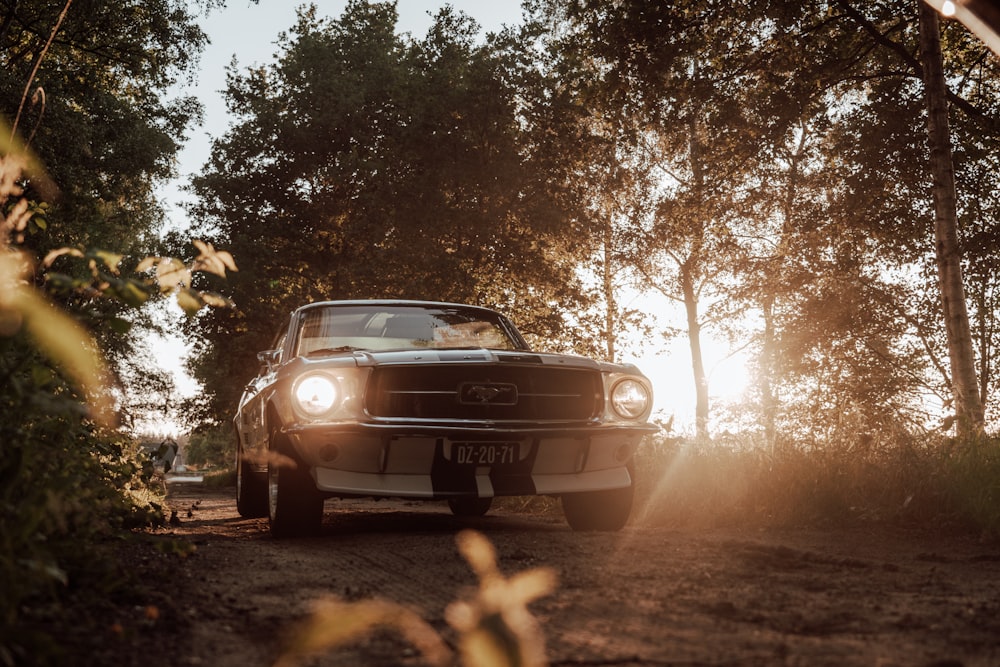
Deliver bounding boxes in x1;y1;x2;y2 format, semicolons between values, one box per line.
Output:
293;374;339;417
610;379;650;420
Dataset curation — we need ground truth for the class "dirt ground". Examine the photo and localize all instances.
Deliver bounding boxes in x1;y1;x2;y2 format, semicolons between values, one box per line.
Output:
142;479;1000;667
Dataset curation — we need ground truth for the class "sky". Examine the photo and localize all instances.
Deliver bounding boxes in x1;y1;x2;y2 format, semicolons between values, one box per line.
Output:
148;0;751;435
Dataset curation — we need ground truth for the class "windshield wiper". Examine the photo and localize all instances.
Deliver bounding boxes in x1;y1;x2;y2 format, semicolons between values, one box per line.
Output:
304;346;360;357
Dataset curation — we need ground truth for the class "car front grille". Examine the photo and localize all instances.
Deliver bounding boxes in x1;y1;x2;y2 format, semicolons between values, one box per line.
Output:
364;364;603;422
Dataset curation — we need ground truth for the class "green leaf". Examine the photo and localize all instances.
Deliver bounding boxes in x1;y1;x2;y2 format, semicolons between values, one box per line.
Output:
42;247;84;268
157;258;191;291
176;288;203;317
198;291;235;308
107;317;132;334
192;240;238;277
11;282;114;425
44;272;84;291
135;256;158;273
110;279;151;308
153;539;197;558
31;363;55;388
89;249;124;275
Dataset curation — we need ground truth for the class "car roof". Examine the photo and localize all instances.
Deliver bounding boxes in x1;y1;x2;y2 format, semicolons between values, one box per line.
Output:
293;299;503;315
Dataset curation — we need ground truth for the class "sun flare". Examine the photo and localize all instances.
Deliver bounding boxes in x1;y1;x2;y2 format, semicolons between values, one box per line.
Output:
631;337;753;430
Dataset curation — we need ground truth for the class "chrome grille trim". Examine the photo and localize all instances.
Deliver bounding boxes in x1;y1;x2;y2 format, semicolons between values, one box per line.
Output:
365;365;603;422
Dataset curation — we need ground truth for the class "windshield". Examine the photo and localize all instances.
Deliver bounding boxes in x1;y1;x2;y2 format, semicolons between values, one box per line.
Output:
294;304;525;356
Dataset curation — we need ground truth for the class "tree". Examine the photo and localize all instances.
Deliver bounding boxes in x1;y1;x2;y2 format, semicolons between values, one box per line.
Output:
741;0;998;438
531;0;1000;440
0;0;218;427
919;2;986;433
516;25;656;362
529;0;811;438
1;0;210;254
186;2;589;425
791;0;997;435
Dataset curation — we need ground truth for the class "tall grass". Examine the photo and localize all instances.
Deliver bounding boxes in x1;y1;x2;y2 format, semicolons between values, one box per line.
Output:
633;431;1000;537
941;437;1000;536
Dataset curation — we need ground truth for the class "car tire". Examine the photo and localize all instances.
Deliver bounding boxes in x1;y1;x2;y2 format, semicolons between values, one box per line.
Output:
447;497;493;517
236;445;268;518
562;476;634;532
267;425;323;538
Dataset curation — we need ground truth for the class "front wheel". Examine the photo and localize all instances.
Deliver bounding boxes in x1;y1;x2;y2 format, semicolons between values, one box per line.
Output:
562;479;634;532
448;497;493;517
236;445;268;518
267;426;324;538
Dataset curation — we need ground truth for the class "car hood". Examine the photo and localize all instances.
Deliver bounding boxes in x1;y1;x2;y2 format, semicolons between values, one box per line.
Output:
301;348;639;375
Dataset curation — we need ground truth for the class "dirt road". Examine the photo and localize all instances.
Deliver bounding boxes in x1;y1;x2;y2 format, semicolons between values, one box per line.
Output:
154;480;1000;667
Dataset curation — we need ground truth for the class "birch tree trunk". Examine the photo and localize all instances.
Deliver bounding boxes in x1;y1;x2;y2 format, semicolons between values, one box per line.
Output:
918;3;986;434
602;210;617;362
681;263;710;440
686;110;710;440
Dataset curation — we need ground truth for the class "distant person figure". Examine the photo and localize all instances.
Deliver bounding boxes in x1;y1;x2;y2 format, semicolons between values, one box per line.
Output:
158;438;178;474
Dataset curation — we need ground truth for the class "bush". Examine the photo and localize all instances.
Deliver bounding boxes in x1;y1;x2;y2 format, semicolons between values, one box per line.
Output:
184;423;235;469
0;335;165;664
633;430;1000;537
941;435;1000;536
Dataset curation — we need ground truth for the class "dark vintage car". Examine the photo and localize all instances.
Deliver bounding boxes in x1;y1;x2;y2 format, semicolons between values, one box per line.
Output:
234;300;658;536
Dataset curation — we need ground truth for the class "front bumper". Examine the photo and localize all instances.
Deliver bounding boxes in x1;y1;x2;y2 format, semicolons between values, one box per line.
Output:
283;421;658;499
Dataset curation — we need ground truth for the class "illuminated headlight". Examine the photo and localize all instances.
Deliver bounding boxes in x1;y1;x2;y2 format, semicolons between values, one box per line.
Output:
293;374;339;417
611;379;650;420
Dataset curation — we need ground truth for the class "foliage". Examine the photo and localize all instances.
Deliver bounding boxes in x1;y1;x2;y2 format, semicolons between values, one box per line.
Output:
0;0;212;255
180;1;1000;438
0;332;166;665
0;229;235;664
942;436;1000;535
0;1;244;663
634;431;1000;537
184;1;595;426
527;0;1000;439
1;109;234;667
0;0;229;431
1;213;235;665
183;423;235;469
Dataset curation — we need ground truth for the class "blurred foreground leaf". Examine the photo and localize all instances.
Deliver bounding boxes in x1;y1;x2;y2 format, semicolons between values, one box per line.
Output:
0;253;113;425
446;530;557;667
275;530;556;667
276;598;452;667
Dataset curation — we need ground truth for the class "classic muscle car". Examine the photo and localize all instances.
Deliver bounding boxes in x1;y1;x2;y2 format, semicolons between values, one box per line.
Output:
234;300;657;536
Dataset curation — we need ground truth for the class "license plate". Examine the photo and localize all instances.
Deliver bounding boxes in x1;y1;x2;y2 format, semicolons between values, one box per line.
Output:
452;442;519;466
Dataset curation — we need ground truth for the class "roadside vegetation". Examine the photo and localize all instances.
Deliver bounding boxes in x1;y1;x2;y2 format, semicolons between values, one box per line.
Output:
2;1;1000;666
0;2;234;663
633;431;1000;536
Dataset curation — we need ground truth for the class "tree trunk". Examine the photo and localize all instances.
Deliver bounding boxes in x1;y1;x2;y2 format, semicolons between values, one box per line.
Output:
918;3;986;435
685;104;710;440
602;212;617;362
680;263;709;440
758;125;807;452
759;294;778;451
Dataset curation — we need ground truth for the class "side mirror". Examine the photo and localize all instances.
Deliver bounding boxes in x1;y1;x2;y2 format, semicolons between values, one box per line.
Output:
257;349;280;372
